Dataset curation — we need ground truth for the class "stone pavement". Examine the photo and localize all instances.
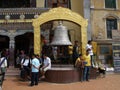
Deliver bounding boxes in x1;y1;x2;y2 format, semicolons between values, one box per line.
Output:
2;74;120;90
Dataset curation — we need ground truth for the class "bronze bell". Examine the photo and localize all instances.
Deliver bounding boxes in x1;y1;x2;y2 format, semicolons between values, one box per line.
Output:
51;21;72;45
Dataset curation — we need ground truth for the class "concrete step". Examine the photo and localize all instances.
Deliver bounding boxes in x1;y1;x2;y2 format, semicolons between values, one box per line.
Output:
52;64;74;68
5;72;20;76
5;66;20;76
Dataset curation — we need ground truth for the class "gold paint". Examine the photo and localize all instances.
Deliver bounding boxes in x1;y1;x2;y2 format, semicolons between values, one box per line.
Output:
81;26;87;54
0;19;32;23
34;26;41;55
32;7;88;55
92;41;97;54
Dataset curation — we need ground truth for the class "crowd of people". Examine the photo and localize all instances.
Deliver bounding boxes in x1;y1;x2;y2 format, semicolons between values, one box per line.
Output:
0;48;52;87
74;40;106;82
17;52;51;86
0;40;106;86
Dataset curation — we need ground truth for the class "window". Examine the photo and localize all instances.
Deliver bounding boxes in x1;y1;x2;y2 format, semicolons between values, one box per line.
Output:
105;0;116;8
0;0;36;8
106;18;117;38
45;0;71;8
100;46;109;54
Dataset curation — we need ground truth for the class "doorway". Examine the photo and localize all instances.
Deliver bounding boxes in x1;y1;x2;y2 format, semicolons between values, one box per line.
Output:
0;35;9;54
97;44;113;67
15;32;33;66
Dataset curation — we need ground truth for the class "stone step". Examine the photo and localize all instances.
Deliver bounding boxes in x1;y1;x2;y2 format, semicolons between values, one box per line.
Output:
52;64;74;67
5;72;20;76
5;66;20;76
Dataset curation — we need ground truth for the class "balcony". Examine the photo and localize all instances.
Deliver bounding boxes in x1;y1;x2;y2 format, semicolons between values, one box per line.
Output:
0;8;49;20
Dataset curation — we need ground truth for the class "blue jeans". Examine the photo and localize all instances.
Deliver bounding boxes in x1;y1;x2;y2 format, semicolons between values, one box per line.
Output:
83;66;91;81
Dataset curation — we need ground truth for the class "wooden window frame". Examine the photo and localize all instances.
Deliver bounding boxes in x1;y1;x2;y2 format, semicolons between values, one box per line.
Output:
105;0;116;9
106;18;117;38
45;0;71;8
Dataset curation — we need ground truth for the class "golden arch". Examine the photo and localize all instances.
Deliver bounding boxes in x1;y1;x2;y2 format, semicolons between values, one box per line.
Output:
32;7;88;55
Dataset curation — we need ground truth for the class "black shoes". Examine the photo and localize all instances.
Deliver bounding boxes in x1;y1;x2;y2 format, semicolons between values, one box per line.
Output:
29;83;38;87
29;84;34;87
35;83;38;85
86;79;90;82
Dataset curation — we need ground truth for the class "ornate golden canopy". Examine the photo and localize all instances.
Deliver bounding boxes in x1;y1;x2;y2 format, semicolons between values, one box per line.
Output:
32;7;88;55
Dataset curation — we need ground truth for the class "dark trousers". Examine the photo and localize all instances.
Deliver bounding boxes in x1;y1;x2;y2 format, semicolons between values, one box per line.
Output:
31;72;39;85
23;66;30;76
72;55;78;67
91;55;93;66
80;68;84;81
1;67;6;80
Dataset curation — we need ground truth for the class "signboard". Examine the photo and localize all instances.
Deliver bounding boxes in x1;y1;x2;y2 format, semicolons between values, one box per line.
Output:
113;43;120;73
112;30;120;40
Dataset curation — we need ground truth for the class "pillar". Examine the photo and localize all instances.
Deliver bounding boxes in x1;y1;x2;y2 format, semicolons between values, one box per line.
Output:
84;0;91;40
9;35;15;66
9;36;15;49
34;25;41;55
81;26;87;55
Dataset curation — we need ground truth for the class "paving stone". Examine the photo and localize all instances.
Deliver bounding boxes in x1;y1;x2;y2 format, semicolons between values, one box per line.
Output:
2;74;120;90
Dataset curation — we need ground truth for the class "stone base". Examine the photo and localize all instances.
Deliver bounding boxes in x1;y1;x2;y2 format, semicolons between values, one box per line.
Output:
45;67;98;83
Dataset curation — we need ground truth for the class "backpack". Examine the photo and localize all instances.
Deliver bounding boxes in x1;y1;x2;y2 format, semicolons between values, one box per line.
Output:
22;58;31;68
27;59;31;68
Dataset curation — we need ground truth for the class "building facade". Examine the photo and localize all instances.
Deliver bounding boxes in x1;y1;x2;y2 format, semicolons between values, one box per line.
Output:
0;0;88;67
91;0;120;69
1;0;119;69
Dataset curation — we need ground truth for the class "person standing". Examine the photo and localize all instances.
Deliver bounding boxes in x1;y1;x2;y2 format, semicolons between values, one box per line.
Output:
29;54;40;86
36;54;43;67
52;46;58;61
68;45;73;64
0;53;7;80
86;40;94;67
18;50;26;69
83;50;91;81
20;54;31;81
72;41;80;67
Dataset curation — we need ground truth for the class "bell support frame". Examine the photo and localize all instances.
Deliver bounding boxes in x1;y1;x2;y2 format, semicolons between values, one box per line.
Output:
32;7;88;55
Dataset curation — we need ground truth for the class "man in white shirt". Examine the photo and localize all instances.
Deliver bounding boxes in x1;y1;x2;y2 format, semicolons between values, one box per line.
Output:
0;54;7;80
86;40;94;67
21;55;31;68
86;40;93;56
21;55;31;80
41;54;51;77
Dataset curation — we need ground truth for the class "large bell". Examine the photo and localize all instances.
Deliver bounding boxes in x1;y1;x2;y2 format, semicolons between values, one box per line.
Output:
51;21;72;45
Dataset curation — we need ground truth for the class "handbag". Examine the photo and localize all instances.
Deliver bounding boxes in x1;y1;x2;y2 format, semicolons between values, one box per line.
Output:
0;58;6;67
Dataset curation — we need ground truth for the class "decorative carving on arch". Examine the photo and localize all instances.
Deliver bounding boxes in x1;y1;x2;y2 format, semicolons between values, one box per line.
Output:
32;7;88;55
33;7;87;27
103;14;119;20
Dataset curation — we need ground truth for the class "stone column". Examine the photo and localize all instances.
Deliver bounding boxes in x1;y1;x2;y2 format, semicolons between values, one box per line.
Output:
0;29;33;67
84;0;91;40
8;35;15;66
9;36;15;49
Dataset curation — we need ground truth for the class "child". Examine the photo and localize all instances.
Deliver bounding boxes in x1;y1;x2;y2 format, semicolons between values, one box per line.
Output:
75;54;84;68
75;54;85;82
